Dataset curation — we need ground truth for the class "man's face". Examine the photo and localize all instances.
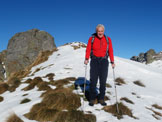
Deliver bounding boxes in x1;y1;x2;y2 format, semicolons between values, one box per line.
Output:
97;27;104;38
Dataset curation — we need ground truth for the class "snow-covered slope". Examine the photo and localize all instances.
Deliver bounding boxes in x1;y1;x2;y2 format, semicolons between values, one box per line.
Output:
0;42;162;122
148;60;162;71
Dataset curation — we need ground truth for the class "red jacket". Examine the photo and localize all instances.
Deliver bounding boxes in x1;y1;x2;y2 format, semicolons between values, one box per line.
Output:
85;35;114;63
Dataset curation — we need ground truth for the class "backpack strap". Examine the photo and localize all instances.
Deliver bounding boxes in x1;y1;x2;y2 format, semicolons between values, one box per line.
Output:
90;35;95;58
104;35;109;59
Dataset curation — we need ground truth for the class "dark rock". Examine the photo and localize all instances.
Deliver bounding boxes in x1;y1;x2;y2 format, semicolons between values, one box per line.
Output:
130;49;162;64
5;29;56;78
145;49;156;64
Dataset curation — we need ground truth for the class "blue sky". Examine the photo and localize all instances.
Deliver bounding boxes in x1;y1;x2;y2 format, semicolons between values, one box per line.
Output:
0;0;162;59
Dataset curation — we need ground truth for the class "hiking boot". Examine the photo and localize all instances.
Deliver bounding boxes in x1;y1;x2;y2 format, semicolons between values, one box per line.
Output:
99;99;107;106
89;100;95;106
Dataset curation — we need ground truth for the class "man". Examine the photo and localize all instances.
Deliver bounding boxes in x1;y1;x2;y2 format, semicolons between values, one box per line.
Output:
84;24;115;106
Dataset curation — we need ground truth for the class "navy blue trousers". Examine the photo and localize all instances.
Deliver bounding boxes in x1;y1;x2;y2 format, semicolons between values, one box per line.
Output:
90;58;109;100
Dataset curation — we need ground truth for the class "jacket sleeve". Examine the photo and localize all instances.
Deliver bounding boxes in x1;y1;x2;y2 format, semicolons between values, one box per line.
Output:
108;37;114;63
85;37;92;60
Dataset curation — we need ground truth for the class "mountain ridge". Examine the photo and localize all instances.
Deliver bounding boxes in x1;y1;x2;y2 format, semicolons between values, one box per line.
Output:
0;42;162;122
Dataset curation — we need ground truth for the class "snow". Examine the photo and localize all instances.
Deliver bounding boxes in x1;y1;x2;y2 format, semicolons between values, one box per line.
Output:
0;42;162;122
148;60;162;70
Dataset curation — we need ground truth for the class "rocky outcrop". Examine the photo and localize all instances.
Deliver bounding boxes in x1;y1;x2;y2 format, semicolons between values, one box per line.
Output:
130;49;162;64
0;50;7;81
1;29;56;79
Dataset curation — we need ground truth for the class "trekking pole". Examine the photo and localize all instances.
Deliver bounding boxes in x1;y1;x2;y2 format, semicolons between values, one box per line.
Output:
112;68;119;114
83;64;87;112
84;64;87;98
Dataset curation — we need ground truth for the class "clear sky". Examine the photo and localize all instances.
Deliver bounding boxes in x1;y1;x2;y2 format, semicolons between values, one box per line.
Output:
0;0;162;59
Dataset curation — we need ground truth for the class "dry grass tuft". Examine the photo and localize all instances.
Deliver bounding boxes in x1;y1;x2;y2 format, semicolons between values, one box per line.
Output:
22;94;28;96
146;107;162;119
31;68;40;75
24;78;32;83
7;77;21;92
120;97;134;104
0;82;9;94
106;83;112;88
8;70;31;81
104;96;110;101
64;77;77;81
0;96;4;102
28;49;57;69
22;83;36;91
52;79;70;88
42;88;81;110
52;110;96;122
36;108;58;121
131;92;136;95
20;98;31;104
115;77;126;85
37;82;51;91
152;104;162;110
103;102;136;119
24;103;47;120
152;114;160;120
44;73;55;81
22;77;43;91
133;80;145;87
6;113;24;122
25;87;82;122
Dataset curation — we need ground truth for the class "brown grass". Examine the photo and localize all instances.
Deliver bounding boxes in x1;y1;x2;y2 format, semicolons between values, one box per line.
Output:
20;98;31;104
0;96;4;102
28;49;57;69
71;43;87;50
52;79;70;88
24;103;47;120
25;87;83;122
42;88;81;110
52;110;96;122
22;94;28;96
0;82;9;94
152;104;162;110
103;102;136;119
36;108;58;121
7;77;21;92
37;82;51;91
146;107;162;118
30;68;41;76
120;97;134;104
24;78;32;83
6;113;24;122
44;73;55;81
22;77;43;91
64;77;77;81
133;80;145;87
104;96;110;101
106;83;112;88
115;77;126;86
152;114;160;120
131;92;136;95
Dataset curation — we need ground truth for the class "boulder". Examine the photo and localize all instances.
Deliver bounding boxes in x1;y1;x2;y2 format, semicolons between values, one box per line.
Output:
145;49;156;64
130;49;162;64
5;29;56;78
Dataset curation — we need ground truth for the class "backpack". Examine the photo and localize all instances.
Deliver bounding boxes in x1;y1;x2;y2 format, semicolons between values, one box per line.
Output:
90;33;109;59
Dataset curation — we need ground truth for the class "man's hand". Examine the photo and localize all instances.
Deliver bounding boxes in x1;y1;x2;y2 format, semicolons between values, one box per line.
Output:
112;63;115;69
84;59;89;65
